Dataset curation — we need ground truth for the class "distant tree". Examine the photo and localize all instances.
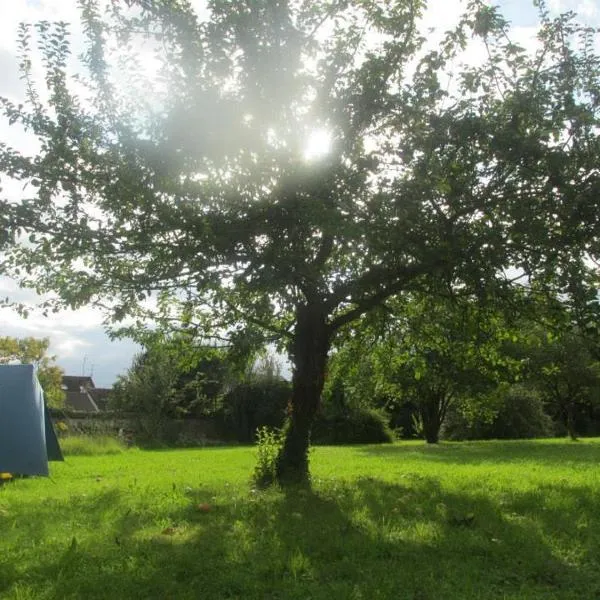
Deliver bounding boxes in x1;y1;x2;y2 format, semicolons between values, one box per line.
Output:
525;328;600;440
2;1;600;482
111;345;179;438
495;286;600;440
111;331;242;418
221;378;292;443
331;294;517;443
0;336;65;407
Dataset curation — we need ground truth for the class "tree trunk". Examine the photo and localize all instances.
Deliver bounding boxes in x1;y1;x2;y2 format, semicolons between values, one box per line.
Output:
420;396;442;444
276;302;330;486
566;402;578;441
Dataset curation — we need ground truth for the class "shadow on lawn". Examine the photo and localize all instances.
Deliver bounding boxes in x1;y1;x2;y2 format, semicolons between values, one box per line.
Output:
358;439;600;466
3;476;599;600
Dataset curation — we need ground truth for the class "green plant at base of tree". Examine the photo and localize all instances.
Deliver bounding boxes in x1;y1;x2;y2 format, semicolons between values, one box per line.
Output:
252;426;285;489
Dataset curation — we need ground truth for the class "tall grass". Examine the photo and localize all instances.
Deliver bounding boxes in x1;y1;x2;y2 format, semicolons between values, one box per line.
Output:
59;434;127;456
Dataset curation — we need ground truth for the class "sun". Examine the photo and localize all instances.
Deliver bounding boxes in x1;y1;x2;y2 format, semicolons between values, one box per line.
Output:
303;128;332;161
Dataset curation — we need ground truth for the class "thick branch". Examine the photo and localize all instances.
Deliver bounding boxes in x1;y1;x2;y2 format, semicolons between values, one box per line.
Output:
328;260;444;332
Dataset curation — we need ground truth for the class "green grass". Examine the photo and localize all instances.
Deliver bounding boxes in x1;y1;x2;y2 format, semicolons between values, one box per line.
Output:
1;439;599;599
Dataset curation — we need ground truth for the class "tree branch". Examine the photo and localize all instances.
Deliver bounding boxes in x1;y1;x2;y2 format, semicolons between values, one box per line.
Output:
328;259;445;331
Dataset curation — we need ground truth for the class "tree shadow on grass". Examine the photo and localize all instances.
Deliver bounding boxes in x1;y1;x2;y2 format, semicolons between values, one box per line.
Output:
358;439;600;466
3;476;599;600
0;488;123;546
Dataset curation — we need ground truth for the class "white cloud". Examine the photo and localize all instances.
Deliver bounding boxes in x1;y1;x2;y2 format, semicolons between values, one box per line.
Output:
577;0;598;18
0;276;136;386
548;0;567;12
0;300;139;386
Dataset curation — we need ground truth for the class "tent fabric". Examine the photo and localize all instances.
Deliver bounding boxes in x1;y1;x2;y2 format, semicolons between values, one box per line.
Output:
44;404;64;462
0;364;63;476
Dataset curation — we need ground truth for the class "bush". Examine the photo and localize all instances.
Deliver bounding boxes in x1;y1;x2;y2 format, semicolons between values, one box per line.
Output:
221;379;291;442
59;435;127;456
443;385;554;441
312;407;394;445
252;426;284;488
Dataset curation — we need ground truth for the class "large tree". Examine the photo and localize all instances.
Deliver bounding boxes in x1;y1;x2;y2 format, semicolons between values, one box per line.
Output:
1;0;599;483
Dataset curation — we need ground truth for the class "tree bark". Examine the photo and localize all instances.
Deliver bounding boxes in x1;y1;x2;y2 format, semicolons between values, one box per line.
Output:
420;396;443;444
276;302;330;486
566;402;578;441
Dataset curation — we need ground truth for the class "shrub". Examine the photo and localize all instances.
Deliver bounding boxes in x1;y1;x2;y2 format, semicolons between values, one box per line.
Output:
252;426;284;488
443;385;554;440
312;407;394;445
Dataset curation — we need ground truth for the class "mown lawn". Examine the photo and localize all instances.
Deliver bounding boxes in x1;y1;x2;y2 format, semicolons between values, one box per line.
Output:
1;439;599;599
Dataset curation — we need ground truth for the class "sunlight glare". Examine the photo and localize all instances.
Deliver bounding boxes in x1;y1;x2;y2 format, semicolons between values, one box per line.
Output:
303;128;332;161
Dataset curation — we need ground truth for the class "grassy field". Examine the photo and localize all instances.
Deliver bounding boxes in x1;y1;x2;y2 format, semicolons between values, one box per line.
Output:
1;439;599;600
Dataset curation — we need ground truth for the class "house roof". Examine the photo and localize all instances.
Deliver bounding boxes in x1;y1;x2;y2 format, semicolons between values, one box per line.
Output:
61;375;99;412
62;376;95;392
64;392;99;412
89;388;112;411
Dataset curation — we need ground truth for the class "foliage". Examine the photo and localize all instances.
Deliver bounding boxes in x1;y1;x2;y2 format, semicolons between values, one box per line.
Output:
0;336;65;407
312;407;394;445
111;332;237;418
249;354;285;382
1;440;600;598
221;378;291;442
112;340;289;445
2;0;600;482
110;345;179;444
252;426;285;489
318;375;395;443
443;384;554;440
323;353;382;414
329;295;519;443
524;327;600;440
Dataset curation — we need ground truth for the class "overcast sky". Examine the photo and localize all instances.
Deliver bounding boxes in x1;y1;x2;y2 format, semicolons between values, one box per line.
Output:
0;0;598;387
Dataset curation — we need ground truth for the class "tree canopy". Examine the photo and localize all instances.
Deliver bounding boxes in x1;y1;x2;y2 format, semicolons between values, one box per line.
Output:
1;0;599;483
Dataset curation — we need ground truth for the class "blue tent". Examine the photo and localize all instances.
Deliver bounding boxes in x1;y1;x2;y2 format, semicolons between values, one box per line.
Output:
0;364;63;476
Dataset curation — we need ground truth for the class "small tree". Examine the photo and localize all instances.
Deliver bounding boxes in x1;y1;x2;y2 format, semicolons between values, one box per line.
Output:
0;336;65;408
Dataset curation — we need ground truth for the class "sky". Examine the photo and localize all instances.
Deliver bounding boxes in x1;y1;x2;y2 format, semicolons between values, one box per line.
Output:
0;0;598;387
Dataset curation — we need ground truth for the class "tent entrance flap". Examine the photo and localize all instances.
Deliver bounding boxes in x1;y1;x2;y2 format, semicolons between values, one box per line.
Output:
44;404;64;462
